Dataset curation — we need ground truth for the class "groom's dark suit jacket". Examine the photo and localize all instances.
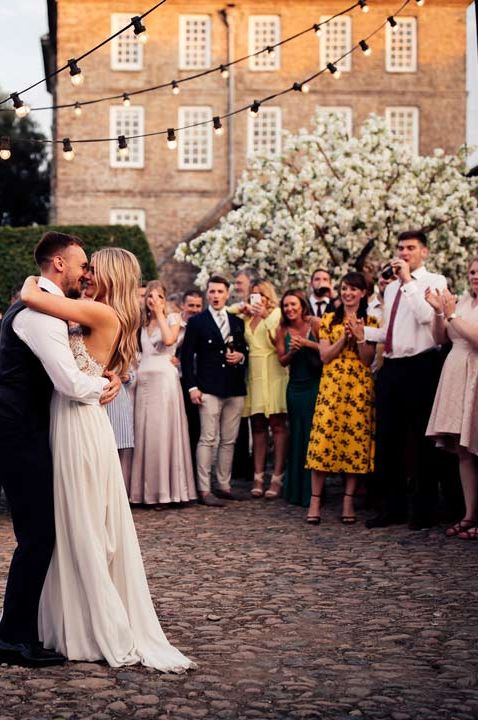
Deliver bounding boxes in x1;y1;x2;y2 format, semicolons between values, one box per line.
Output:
0;300;56;644
181;309;248;399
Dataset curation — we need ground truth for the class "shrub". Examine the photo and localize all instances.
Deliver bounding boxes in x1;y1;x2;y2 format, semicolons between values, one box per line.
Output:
0;224;157;312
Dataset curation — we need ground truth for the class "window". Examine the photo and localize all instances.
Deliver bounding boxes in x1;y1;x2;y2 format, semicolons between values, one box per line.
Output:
109;106;145;168
110;209;146;231
178;107;213;170
179;15;211;69
247;107;282;157
386;17;417;72
248;16;281;71
385;107;419;154
319;16;352;72
111;13;144;71
316;106;353;136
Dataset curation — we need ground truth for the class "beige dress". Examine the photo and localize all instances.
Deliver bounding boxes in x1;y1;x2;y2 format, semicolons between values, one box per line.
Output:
39;332;196;671
427;294;478;455
130;316;197;504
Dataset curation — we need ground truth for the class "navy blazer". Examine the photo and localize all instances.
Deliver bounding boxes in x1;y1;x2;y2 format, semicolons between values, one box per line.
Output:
181;309;248;398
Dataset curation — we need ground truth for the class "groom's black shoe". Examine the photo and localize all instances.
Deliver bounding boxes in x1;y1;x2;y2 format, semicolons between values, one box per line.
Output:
0;638;66;667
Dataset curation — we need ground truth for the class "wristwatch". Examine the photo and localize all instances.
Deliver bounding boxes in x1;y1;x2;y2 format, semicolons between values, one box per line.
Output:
447;312;457;321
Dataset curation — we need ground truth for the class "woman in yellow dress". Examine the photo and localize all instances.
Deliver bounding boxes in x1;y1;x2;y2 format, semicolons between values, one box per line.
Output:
305;272;377;525
242;280;289;499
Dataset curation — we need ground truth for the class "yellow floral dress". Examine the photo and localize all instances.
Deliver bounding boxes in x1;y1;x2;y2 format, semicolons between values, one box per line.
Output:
305;313;378;474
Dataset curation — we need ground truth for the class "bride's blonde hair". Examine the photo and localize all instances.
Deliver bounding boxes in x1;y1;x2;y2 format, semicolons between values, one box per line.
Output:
91;247;142;376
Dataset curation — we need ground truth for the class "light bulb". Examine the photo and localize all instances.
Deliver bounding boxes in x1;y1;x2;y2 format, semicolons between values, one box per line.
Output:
249;100;261;116
314;24;321;37
68;59;83;86
213;116;224;135
359;0;369;13
359;40;372;56
122;93;131;107
0;149;11;160
74;102;82;117
118;135;129;159
172;81;180;95
63;138;75;161
71;73;84;87
16;104;31;118
220;65;229;79
0;137;11;161
167;129;177;150
139;32;148;44
416;0;424;6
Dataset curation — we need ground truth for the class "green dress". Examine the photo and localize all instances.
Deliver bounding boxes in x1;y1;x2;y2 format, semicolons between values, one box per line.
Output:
283;333;322;507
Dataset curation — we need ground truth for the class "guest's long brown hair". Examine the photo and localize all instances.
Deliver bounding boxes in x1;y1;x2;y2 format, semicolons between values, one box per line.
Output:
279;289;311;326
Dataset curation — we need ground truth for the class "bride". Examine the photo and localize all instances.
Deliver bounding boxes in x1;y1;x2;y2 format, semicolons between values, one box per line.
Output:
21;248;196;672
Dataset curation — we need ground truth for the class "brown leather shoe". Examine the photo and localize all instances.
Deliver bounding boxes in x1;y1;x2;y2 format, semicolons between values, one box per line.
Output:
214;488;246;501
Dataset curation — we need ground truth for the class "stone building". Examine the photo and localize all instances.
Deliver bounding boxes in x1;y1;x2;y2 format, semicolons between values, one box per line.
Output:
43;0;469;275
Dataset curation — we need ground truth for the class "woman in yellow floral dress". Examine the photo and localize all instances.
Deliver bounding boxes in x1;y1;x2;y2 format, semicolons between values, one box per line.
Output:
305;272;377;525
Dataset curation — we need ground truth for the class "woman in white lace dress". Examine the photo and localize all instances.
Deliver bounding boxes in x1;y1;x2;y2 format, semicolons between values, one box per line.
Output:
20;250;195;672
129;281;197;506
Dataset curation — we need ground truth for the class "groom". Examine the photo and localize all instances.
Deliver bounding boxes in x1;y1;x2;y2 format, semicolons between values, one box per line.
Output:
0;231;121;667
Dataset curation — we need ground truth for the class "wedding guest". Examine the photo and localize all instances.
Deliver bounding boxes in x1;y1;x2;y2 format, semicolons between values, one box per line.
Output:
305;272;377;524
130;281;196;506
176;289;204;481
181;275;248;507
426;258;478;539
241;280;289;499
308;268;338;318
364;231;448;530
233;268;255;305
276;290;321;507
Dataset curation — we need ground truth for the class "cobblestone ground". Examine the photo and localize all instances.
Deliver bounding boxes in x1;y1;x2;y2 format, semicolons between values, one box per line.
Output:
1;485;478;720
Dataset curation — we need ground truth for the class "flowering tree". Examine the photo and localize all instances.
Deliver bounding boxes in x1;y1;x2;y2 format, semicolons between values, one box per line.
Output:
174;113;478;290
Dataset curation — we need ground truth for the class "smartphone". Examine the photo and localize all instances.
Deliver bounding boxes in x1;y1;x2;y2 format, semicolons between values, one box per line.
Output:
250;293;261;305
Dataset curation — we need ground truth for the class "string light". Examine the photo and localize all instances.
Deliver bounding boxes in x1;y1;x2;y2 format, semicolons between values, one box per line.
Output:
359;40;372;56
416;0;424;5
220;65;229;79
62;138;75;161
122;93;131;107
327;62;341;79
131;16;148;43
11;92;31;118
117;135;129;159
313;24;322;37
0;136;11;161
293;82;309;93
359;0;369;12
387;16;398;30
213;116;224;136
266;46;276;60
167;128;177;149
68;59;84;87
171;80;180;95
74;102;82;117
249;100;261;116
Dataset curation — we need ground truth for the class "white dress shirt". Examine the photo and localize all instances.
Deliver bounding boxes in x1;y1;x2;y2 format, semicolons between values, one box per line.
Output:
364;265;447;359
308;294;330;317
13;277;107;403
209;305;231;337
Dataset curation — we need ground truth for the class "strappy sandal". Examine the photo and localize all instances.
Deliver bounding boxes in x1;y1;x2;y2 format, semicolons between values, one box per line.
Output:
251;473;265;498
306;494;321;525
341;491;357;525
445;520;474;537
457;526;478;540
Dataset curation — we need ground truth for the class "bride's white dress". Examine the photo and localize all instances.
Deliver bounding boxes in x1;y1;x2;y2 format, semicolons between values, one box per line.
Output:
39;333;196;672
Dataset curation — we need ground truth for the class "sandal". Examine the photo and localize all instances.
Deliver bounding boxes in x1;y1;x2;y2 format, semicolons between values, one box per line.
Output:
341;491;357;525
251;472;265;498
458;526;478;540
265;473;284;499
445;520;474;537
306;494;321;525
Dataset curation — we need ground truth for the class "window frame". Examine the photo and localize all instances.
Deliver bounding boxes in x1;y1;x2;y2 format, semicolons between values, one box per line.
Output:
178;15;212;70
110;208;146;231
109;106;145;169
319;15;352;73
385;106;420;155
385;17;417;73
248;15;281;71
110;13;144;71
247;106;282;158
178;106;213;171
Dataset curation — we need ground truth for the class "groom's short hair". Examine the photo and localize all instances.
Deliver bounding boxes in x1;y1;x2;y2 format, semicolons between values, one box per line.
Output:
34;232;84;269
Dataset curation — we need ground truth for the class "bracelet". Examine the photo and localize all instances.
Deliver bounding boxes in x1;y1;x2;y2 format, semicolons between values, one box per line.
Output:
356;339;366;345
435;312;445;318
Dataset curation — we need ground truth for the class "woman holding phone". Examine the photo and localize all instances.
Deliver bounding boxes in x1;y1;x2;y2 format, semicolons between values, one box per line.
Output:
242;280;289;499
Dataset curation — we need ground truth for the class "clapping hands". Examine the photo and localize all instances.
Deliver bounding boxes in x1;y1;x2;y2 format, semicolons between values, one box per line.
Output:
425;287;457;319
344;314;365;343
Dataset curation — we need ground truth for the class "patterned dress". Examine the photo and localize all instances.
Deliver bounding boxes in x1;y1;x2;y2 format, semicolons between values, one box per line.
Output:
305;313;377;474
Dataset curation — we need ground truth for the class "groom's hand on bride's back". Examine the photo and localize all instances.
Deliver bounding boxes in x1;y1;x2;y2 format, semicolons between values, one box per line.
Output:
99;371;122;405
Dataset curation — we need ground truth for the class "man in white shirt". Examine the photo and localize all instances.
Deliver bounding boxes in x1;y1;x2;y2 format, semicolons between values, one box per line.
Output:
0;232;120;667
308;268;338;317
364;231;448;530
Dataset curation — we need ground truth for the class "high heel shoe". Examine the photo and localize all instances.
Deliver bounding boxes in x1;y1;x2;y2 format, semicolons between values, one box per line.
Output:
306;493;321;524
251;473;265;498
264;473;284;499
341;491;357;524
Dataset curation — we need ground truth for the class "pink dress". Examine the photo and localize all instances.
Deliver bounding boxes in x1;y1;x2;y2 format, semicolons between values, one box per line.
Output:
427;294;478;455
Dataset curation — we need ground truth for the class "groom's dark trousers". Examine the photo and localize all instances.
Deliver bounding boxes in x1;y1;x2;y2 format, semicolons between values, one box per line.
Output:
0;301;55;644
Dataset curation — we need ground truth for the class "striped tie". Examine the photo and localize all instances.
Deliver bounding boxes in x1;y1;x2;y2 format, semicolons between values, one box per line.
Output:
217;311;229;341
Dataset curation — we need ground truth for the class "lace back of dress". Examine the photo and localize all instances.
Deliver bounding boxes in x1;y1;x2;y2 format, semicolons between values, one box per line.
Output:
69;333;105;377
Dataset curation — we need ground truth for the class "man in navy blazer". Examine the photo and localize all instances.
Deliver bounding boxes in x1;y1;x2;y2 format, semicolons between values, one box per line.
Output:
181;275;248;506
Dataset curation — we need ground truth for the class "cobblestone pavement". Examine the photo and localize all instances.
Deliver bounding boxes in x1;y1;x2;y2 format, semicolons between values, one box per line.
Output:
1;486;478;720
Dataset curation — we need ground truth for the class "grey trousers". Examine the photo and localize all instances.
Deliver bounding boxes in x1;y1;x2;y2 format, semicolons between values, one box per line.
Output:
196;394;245;493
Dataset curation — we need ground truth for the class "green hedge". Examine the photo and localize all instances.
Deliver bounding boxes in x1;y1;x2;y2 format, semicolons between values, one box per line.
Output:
0;225;157;312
